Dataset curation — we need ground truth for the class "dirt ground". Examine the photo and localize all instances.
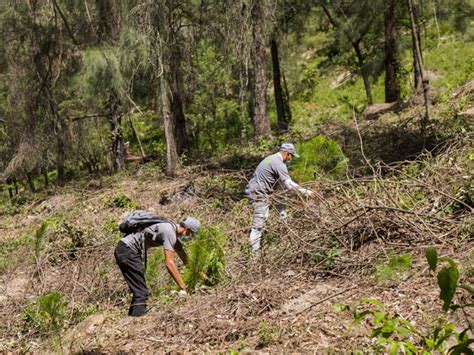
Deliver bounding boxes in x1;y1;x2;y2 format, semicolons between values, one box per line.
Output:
0;138;473;353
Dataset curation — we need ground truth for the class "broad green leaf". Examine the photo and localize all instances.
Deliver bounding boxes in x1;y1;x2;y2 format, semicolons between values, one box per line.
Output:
437;266;459;311
425;247;438;272
424;337;435;349
389;341;399;355
395;326;411;336
401;341;418;353
373;311;385;324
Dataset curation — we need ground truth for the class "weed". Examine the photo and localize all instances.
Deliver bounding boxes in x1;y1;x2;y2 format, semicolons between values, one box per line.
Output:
106;192;137;209
102;215;119;233
311;247;342;270
257;320;280;348
374;254;412;285
145;248;165;297
342;247;473;354
23;292;66;337
398;190;426;210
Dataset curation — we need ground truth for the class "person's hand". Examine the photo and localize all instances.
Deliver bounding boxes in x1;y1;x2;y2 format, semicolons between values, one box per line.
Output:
178;289;188;297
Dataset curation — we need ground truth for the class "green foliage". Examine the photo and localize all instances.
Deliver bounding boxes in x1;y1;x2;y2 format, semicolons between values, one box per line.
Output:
106;192;136;209
398;190;426;210
0;234;32;273
424;40;474;94
23;292;66;336
311;247;342;270
187;39;245;154
145;248;166;297
102;215;119;233
374;254;412;285
257;320;279;348
34;221;48;259
183;226;227;290
291;135;348;182
345;248;473;353
425;247;438;272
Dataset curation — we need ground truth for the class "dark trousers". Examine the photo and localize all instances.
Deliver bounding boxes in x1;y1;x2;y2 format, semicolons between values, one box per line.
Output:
114;241;148;313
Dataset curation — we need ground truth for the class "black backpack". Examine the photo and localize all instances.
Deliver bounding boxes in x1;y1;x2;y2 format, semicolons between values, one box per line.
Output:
119;210;169;235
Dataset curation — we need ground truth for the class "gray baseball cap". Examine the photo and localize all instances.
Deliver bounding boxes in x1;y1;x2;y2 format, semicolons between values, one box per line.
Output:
280;143;300;158
182;217;201;233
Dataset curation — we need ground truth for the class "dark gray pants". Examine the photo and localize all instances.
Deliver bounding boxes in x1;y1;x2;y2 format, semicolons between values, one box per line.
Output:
114;241;148;315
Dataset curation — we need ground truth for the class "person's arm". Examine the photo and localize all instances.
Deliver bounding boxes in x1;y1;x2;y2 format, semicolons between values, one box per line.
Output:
164;249;186;290
174;241;188;265
277;162;312;196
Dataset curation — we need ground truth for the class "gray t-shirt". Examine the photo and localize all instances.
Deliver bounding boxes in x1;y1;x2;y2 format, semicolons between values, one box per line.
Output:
121;222;179;255
244;153;291;200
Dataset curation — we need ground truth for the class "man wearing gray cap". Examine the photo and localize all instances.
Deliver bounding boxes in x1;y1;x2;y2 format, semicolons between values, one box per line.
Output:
244;143;312;254
115;216;200;316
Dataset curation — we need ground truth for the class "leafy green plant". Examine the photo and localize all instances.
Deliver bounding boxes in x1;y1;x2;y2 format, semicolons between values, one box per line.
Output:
23;292;66;337
311;247;342;270
106;192;136;209
34;221;48;260
341;248;473;354
145;248;166;296
257;320;280;348
102;215;119;233
374;254;412;285
291;135;348;182
183;226;227;290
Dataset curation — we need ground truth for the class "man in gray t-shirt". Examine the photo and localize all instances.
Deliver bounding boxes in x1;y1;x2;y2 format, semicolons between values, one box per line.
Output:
244;143;312;253
114;216;200;317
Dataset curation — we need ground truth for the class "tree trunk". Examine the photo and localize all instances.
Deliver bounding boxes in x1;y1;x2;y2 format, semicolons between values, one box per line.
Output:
26;172;36;193
407;0;430;132
43;168;49;187
55;115;66;186
384;0;401;103
353;40;373;105
410;2;423;90
107;94;125;172
271;37;288;132
161;76;179;176
282;71;292;122
14;177;18;195
169;56;189;156
251;1;271;138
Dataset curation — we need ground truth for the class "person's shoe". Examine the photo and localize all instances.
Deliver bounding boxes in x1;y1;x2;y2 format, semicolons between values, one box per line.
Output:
130;304;147;317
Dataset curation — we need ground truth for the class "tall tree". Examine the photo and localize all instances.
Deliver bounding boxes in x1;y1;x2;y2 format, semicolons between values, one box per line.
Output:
384;0;401;103
270;36;289;132
250;0;271;138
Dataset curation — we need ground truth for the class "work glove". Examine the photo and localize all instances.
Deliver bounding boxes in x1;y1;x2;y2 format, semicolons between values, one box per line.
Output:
300;188;313;198
178;289;188;297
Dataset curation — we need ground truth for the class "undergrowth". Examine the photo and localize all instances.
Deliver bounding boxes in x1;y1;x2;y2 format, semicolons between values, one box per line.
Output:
183;226;227;290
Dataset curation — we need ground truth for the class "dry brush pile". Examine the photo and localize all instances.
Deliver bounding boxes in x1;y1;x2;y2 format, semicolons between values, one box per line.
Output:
0;134;472;352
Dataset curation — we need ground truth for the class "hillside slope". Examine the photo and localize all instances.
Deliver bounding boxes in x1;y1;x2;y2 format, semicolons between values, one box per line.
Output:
1;98;472;352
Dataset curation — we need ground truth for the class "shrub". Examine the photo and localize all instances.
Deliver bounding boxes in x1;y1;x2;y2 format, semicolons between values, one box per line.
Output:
291;135;348;182
183;226;227;290
23;292;66;336
106;192;136;209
